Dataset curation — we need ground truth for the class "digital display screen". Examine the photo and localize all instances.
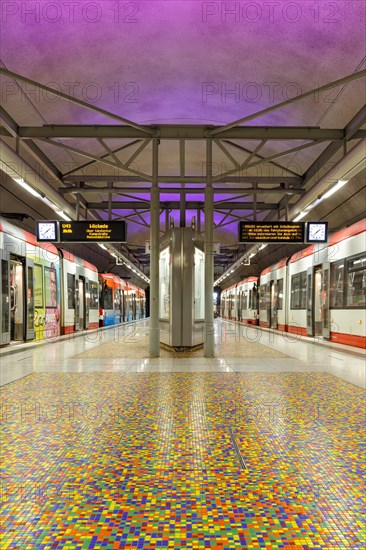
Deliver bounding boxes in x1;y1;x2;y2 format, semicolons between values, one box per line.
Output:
60;221;126;242
239;221;305;243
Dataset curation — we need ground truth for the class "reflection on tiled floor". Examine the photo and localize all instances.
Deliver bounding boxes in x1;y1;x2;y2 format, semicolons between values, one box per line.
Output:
1;372;365;549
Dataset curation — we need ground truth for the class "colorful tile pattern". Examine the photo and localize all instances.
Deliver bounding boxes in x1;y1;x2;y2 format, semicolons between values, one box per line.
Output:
1;372;365;549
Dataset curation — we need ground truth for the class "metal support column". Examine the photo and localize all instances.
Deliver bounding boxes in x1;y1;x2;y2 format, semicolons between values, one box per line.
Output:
180;139;186;227
108;182;112;220
149;138;160;357
204;139;215;357
76;194;81;220
197;208;201;233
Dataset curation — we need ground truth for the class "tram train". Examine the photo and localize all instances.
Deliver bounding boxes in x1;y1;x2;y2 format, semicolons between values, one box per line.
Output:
220;218;366;349
0;218;146;346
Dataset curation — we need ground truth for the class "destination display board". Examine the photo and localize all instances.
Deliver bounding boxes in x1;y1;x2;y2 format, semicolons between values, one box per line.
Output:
60;221;126;242
239;221;304;243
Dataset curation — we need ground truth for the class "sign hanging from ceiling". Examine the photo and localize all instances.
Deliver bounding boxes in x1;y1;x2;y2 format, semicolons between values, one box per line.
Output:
59;221;126;242
238;221;305;243
37;221;127;242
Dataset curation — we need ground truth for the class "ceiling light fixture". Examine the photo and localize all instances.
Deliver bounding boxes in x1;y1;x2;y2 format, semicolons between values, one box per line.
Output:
14;178;43;199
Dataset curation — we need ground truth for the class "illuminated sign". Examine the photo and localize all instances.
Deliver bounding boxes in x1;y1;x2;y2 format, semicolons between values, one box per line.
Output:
239;221;305;243
60;221;126;242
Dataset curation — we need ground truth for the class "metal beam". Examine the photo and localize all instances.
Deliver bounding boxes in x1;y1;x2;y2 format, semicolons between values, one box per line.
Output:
63;175;302;184
87;201;278;210
36;138;153;181
210;69;366;135
213;140;267;182
17;125;366;141
221;139;301;176
62;140;144;177
0;67;154;135
59;186;305;196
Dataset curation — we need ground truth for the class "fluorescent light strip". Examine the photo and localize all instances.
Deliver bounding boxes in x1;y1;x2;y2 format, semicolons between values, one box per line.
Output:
15;178;43;199
323;179;347;199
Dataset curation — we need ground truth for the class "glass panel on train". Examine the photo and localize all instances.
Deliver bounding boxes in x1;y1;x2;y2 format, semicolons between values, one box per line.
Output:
291;274;301;309
330;261;344;307
2;259;10;333
44;265;57;308
300;272;307;309
346;255;366;307
90;282;98;309
277;278;283;309
34;264;43;308
67;274;75;308
27;266;34;331
102;283;113;310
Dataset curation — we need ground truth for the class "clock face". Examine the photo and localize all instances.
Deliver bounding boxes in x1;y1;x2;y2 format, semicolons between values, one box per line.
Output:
37;221;58;242
307;222;328;243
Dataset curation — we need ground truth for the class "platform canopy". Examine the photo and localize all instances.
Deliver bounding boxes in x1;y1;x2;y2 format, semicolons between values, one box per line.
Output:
0;1;365;282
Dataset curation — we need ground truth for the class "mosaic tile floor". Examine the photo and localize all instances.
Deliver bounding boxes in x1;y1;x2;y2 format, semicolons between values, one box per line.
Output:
1;372;365;549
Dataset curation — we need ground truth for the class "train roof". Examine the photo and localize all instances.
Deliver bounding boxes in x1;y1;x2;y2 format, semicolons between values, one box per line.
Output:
60;248;98;272
0;217;59;256
260;258;289;276
290;217;366;263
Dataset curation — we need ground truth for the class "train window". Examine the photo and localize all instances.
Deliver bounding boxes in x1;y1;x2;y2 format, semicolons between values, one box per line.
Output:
259;285;266;309
67;274;75;309
44;265;57;308
277;278;283;310
89;282;98;309
114;288;121;308
346;255;366;307
300;272;307;309
330;261;345;308
291;274;301;309
104;288;113;309
243;291;248;310
34;264;43;308
2;259;10;332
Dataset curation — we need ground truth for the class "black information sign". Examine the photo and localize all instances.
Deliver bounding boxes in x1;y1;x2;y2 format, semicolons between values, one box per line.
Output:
60;221;126;242
239;221;305;243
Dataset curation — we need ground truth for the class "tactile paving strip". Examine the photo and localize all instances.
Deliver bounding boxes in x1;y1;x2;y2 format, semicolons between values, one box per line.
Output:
1;372;365;549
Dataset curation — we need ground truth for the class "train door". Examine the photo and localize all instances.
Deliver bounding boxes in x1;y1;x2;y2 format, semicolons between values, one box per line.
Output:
84;277;90;329
238;291;242;322
9;256;35;342
313;267;323;336
25;259;35;341
78;278;86;330
322;262;331;339
265;282;271;327
119;288;125;323
270;280;278;329
74;278;79;331
0;251;11;344
132;293;137;320
121;289;126;322
306;268;314;336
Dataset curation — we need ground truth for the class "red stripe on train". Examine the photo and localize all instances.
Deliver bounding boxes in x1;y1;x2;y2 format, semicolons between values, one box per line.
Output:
330;332;366;349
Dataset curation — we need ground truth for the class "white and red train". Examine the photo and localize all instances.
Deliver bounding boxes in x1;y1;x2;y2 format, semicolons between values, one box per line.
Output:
220;219;366;349
0;218;146;346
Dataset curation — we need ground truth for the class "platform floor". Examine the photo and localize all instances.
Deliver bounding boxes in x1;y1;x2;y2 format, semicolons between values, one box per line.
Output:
1;320;365;549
